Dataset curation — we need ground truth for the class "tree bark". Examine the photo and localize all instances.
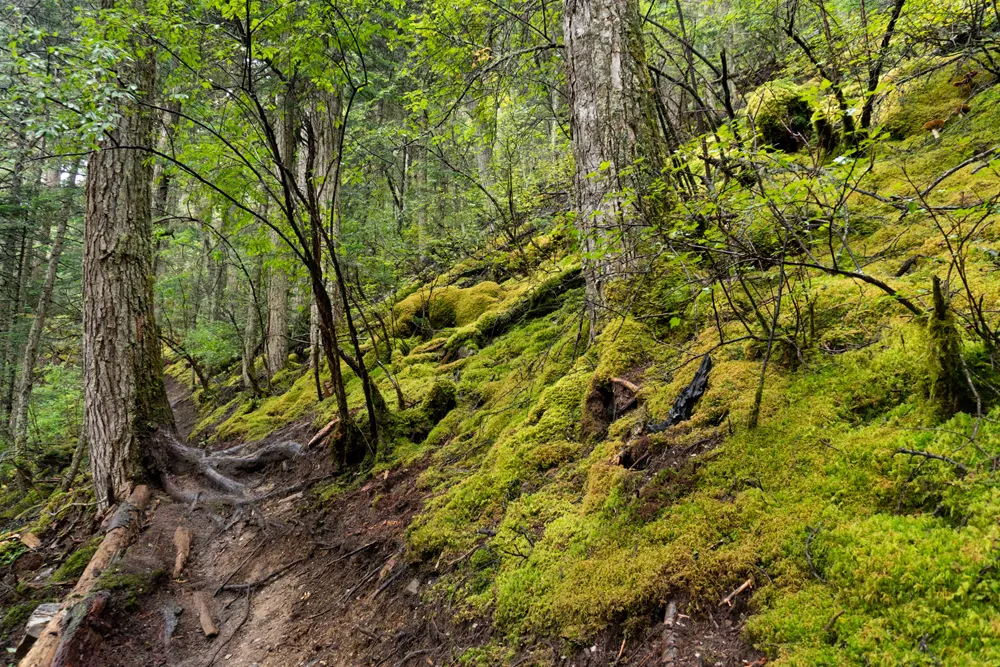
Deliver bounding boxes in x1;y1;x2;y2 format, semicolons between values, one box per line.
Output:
242;256;264;394
83;11;172;510
563;0;668;335
265;228;289;378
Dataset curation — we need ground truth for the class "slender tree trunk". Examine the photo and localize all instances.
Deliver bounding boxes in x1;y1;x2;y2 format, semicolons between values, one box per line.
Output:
265;89;298;379
563;0;668;336
11;162;80;480
83;10;172;510
61;430;87;492
241;257;264;394
151;100;180;277
266;229;289;377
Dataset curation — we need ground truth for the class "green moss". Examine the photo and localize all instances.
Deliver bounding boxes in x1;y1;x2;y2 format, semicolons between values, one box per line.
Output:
2;602;36;633
394;282;503;337
876;59;979;140
96;566;166;610
53;536;102;582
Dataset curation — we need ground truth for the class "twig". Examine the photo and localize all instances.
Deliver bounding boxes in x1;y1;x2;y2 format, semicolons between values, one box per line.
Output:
895;448;969;475
317;539;377;563
719;577;753;606
219;554;310;593
371;563;409;599
214;535;269;596
395;649;432;667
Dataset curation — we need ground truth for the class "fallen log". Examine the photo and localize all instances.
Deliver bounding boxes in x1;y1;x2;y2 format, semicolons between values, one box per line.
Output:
173;526;192;579
193;591;219;637
20;485;151;667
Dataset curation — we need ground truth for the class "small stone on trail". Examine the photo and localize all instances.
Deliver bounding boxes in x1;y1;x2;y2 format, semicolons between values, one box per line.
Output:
405;578;420;595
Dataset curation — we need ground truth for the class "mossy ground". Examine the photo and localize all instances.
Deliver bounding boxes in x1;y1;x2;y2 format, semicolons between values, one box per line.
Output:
162;74;1000;665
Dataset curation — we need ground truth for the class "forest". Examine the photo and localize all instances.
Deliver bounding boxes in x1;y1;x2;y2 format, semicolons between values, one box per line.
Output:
1;0;1000;664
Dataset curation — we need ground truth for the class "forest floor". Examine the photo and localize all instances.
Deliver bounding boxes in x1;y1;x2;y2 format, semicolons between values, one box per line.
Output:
70;379;763;667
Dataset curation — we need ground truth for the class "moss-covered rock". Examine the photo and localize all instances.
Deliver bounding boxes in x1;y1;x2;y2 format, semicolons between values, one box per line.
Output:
876;59;980;140
745;80;815;152
393;282;503;337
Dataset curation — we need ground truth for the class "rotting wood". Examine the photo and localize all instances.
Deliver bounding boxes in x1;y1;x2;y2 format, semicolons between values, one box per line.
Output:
648;354;712;433
20;485;151;667
307;418;339;448
194;591;219;637
173;526;192;578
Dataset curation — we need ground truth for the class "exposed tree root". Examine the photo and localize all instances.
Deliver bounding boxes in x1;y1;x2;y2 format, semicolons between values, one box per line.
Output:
150;429;304;505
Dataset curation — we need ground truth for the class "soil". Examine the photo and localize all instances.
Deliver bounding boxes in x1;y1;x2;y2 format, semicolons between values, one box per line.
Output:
65;380;763;666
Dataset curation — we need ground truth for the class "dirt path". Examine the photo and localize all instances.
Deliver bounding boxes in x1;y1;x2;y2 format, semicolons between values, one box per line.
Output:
85;383;438;667
166;376;198;442
77;382;761;667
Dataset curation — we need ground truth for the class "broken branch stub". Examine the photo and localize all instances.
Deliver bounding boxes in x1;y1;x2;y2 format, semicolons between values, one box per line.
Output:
648;354;712;433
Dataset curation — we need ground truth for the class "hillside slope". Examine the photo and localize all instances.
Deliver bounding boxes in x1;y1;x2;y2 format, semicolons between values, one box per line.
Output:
4;71;1000;667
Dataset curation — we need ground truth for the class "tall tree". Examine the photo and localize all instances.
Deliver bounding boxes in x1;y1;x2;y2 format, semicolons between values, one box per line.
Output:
563;0;668;335
82;0;172;510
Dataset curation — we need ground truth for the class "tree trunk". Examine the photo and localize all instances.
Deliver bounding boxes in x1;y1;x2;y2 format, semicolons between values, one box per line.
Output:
265;228;289;378
563;0;668;336
242;257;264;394
83;13;172;510
11;162;79;479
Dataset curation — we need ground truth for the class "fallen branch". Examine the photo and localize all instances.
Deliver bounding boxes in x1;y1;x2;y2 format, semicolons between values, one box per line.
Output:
719;577;754;607
173;526;192;578
317;540;378;564
21;486;152;667
206;591;251;667
218;553;310;593
805;525;826;583
214;536;269;596
307;419;340;449
610;377;641;394
194;591;219;637
895;448;969;474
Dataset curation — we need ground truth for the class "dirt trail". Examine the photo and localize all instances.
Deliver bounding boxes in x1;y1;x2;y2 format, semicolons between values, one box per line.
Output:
78;381;760;667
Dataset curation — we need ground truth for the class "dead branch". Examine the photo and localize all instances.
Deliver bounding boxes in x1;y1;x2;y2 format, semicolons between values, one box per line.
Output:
194;591;219;637
218;553;311;593
307;419;340;448
895;448;969;474
206;591;251;667
610;377;641;394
